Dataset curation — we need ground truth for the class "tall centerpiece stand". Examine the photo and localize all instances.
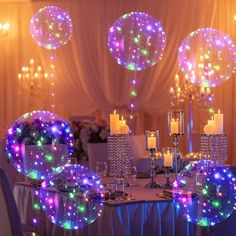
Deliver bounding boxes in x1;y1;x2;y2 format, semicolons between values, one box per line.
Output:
145;130;161;188
168;110;184;178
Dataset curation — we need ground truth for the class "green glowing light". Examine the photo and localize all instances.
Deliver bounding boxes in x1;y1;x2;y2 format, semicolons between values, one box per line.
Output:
77;205;86;213
45;154;53;162
52;166;63;174
131;90;137;97
199;218;208;227
28;171;38;179
69;192;75;199
212;200;220;208
33;202;41;211
63;222;71;230
127;63;135;71
202;188;208;195
36;140;43;147
141;49;148;55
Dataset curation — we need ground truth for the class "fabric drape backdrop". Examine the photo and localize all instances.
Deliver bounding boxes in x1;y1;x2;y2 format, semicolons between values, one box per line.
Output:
0;0;236;163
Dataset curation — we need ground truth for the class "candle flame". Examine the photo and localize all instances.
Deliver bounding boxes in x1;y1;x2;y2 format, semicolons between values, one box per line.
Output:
218;109;220;114
114;110;116;114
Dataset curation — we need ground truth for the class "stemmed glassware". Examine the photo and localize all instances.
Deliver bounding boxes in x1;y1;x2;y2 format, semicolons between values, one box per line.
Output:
95;161;108;180
124;165;137;200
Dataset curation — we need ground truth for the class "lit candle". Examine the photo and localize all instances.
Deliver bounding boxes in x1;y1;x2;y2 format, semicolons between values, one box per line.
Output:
203;124;214;134
147;133;157;149
164;151;173;167
120;125;129;134
214;110;223;134
110;110;120;135
170;119;179;134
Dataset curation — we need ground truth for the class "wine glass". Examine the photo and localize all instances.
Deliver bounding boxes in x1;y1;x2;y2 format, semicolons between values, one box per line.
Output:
124;165;137;200
95;162;107;179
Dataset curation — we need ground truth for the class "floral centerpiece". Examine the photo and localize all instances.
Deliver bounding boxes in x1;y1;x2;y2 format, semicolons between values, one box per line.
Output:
70;119;109;163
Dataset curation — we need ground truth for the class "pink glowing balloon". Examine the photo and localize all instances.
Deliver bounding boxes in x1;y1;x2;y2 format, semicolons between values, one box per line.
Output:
30;6;73;50
178;28;236;87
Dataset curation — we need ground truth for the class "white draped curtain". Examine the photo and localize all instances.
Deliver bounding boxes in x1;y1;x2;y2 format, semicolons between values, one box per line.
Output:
1;0;236;163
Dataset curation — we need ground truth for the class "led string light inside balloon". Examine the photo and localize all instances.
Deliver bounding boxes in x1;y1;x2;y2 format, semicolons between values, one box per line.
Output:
6;110;74;180
39;164;104;230
178;28;236;88
173;160;236;227
30;6;73;112
108;12;166;71
108;12;166;121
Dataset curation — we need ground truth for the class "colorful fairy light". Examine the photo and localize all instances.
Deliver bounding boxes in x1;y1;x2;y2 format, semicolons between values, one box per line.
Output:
39;164;104;230
178;28;236;87
108;12;166;71
30;6;73;50
173;160;236;227
6;110;74;180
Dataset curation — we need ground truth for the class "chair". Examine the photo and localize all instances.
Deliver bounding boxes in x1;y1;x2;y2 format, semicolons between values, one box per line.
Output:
0;168;23;236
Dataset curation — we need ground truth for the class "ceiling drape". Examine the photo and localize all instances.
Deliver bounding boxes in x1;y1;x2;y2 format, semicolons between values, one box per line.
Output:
1;0;236;163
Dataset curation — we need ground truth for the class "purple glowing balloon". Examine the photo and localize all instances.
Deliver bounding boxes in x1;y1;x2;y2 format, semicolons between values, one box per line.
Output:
40;164;104;230
178;28;236;87
30;6;73;50
173;160;236;227
108;12;166;71
6;110;74;180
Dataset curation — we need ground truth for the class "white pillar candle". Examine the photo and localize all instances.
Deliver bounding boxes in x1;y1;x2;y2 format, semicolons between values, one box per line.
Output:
214;110;223;134
120;125;129;134
203;124;214;134
164;151;173;167
147;136;157;149
170;119;179;134
110;110;120;135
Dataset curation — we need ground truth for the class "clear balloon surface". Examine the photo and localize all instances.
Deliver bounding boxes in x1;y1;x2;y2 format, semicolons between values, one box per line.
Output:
178;28;236;87
6;110;74;180
40;164;104;230
173;160;236;227
30;6;73;50
108;11;166;71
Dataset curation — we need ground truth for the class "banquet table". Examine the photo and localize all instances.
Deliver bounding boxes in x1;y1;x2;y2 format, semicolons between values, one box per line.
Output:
12;174;236;236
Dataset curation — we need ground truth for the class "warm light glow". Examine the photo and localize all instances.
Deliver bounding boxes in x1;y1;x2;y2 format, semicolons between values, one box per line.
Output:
0;22;10;37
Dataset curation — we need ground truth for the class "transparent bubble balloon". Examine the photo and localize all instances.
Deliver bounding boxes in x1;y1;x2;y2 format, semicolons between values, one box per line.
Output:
6;110;74;180
173;160;236;227
108;11;166;71
30;6;73;50
39;164;104;230
178;28;236;87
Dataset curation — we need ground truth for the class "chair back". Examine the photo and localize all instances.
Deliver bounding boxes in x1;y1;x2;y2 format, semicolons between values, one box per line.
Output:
0;169;23;236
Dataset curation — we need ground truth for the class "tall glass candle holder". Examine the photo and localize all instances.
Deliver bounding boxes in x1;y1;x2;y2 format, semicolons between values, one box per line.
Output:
145;130;161;188
162;147;174;189
168;110;184;178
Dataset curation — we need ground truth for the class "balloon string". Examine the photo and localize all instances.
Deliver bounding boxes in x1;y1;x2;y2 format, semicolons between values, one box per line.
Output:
49;51;56;112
